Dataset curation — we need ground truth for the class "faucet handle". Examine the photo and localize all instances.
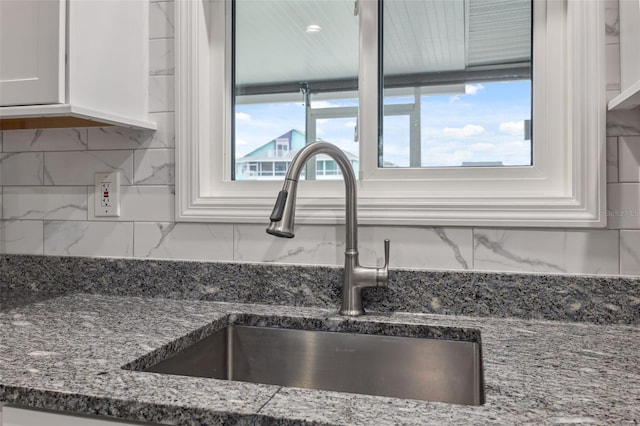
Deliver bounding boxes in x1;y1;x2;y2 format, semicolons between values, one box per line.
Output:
383;239;390;269
376;239;390;288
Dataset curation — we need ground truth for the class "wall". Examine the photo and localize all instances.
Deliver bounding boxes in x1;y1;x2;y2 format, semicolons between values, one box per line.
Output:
1;0;639;277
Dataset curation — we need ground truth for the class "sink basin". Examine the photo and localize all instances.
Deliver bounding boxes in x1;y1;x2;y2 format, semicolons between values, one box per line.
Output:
139;324;484;406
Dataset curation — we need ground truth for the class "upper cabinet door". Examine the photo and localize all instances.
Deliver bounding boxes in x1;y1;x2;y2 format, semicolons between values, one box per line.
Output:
0;0;65;106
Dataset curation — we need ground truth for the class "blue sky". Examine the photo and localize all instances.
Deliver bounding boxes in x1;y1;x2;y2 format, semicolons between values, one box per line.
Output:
235;80;532;168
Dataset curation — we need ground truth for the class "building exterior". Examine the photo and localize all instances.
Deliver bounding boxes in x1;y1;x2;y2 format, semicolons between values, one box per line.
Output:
235;129;359;180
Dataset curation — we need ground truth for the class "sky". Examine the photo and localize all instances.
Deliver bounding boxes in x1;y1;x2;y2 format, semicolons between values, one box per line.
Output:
234;80;532;169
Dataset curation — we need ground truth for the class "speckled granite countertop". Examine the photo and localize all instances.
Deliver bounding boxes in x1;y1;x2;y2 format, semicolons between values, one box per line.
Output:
4;255;640;325
1;294;638;425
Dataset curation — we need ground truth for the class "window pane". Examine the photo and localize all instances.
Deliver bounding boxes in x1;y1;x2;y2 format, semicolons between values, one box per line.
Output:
234;100;306;181
381;0;532;168
312;114;359;180
233;0;359;181
381;114;411;167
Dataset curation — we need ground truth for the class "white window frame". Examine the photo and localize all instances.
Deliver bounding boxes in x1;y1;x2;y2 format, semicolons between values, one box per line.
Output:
176;0;606;227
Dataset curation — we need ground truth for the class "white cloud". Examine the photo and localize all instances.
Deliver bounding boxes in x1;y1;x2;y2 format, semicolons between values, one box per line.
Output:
344;121;357;128
235;112;251;121
443;124;486;137
236;139;249;145
499;121;524;136
465;84;484;95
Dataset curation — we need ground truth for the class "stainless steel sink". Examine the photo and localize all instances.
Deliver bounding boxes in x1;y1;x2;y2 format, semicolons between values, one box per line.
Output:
142;325;484;406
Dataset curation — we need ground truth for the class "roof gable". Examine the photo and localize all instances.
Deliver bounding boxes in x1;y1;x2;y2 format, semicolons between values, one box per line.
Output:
241;129;305;158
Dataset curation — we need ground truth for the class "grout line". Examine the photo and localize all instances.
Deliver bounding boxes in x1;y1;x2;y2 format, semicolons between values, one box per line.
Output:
617;136;621;183
470;227;475;271
232;224;236;262
132;219;136;259
618;229;621;275
41;219;45;256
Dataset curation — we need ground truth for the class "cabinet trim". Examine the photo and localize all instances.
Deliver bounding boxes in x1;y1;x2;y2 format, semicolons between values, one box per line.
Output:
0;105;156;131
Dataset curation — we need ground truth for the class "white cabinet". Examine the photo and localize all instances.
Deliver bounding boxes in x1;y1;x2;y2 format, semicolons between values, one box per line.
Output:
2;406;159;426
0;0;156;130
0;0;65;106
609;0;640;110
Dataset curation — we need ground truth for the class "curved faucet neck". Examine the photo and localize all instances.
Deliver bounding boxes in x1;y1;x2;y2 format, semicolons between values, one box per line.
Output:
285;142;358;252
267;141;390;316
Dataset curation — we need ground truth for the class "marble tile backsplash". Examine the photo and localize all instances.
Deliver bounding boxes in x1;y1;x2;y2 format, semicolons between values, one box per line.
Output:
149;38;175;76
3;187;88;221
87;186;174;222
149;1;174;40
1;0;639;277
134;222;234;261
607;183;640;230
620;230;640;274
2;128;88;152
43;221;134;257
474;229;619;275
618;136;640;182
133;149;175;185
605;0;621;101
43;151;135;186
0;221;43;255
607;136;619;183
149;75;175;113
0;152;44;185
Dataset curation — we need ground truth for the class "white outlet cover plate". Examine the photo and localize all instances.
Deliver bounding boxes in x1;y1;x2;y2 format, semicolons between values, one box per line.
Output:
94;171;121;217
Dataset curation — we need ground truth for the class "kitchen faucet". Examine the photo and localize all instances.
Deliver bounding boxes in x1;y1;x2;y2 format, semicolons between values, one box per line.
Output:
266;141;390;316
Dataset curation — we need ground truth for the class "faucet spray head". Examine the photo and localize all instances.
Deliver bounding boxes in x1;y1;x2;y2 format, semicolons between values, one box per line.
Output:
266;190;294;238
266;180;298;238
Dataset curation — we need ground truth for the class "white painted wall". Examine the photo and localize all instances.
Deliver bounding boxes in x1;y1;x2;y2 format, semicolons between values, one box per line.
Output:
1;0;639;276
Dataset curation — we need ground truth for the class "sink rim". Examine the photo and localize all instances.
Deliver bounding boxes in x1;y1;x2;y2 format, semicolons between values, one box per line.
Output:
139;323;484;405
122;313;483;386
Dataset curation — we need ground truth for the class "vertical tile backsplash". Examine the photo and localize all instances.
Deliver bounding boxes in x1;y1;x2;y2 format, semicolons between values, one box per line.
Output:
607;136;619;183
149;38;175;76
605;0;621;102
607;183;640;230
620;230;640;275
618;136;640;182
1;0;638;277
149;75;175;112
149;1;174;39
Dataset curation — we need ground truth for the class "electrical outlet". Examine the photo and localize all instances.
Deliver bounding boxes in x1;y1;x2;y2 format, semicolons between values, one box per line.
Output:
94;171;121;217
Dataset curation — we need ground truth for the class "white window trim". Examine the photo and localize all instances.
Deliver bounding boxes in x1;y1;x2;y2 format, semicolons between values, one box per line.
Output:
176;0;606;227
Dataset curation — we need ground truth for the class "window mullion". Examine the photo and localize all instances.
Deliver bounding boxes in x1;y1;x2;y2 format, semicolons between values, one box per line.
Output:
358;0;380;181
410;87;421;167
